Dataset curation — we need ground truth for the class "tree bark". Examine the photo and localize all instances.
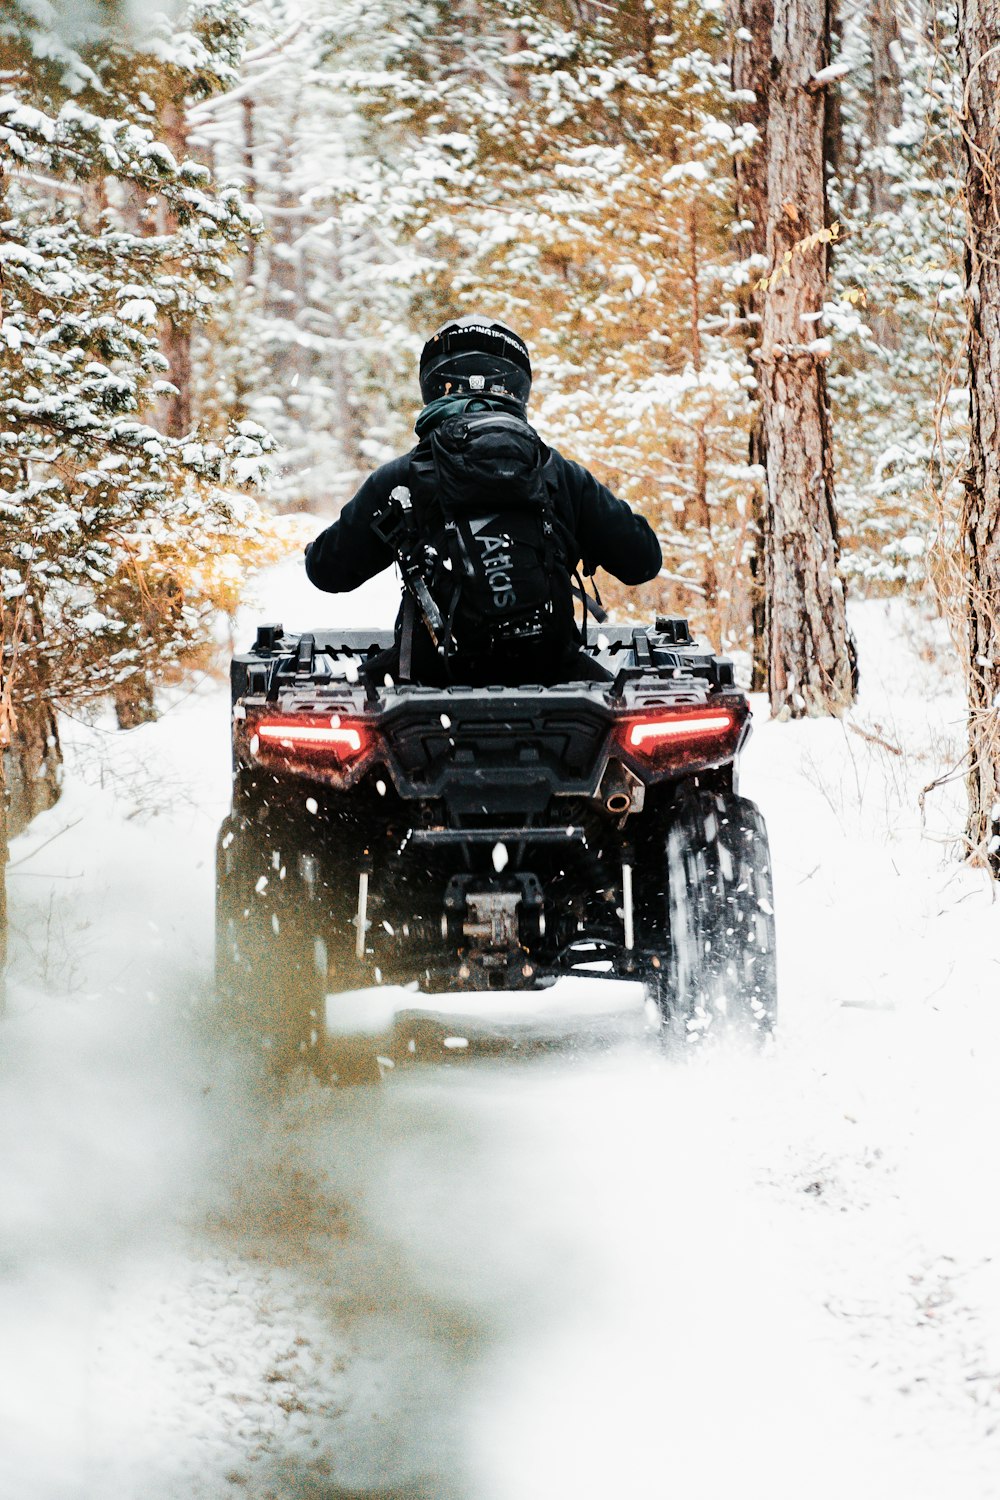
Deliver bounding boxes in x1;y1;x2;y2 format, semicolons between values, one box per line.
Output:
867;0;902;217
4;698;61;840
958;0;1000;871
730;0;773;688
686;199;720;639
242;96;257;283
759;0;854;718
158;101;193;438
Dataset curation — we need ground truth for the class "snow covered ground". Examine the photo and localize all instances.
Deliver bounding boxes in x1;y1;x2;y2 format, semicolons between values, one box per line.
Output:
5;558;1000;1499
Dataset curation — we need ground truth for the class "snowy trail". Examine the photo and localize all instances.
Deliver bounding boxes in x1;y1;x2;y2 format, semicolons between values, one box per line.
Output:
5;562;1000;1498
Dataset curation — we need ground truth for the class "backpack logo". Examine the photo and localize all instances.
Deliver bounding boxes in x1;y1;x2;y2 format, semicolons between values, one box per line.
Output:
468;516;516;610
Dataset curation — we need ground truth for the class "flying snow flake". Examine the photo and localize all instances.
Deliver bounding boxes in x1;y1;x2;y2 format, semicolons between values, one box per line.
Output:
492;842;509;873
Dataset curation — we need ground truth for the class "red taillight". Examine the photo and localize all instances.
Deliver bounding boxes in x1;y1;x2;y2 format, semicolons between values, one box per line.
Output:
617;703;746;769
252;718;368;764
626;711;736;753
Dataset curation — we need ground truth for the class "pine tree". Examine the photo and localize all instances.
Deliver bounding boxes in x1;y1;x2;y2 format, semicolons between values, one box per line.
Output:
957;0;1000;871
729;0;773;687
0;1;272;954
758;0;854;717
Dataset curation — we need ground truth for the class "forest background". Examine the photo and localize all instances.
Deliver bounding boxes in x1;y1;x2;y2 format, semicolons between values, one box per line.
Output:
0;0;986;942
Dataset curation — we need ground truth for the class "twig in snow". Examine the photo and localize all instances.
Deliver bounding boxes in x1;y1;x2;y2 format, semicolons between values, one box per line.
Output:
8;817;83;867
918;750;971;820
846;720;904;756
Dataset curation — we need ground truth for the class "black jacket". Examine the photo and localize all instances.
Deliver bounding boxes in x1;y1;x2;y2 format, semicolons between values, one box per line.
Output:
305;442;662;602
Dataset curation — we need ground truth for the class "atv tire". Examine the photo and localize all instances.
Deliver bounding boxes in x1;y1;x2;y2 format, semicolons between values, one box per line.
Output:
216;812;384;1084
647;788;777;1048
215;812;329;1073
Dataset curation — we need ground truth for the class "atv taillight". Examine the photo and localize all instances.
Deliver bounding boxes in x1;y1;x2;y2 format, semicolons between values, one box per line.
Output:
616;702;748;772
626;710;736;752
251;717;368;764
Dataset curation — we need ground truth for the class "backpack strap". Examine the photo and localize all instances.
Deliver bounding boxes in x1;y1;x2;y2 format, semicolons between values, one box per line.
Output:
371;481;446;652
398;590;416;683
571;568;608;649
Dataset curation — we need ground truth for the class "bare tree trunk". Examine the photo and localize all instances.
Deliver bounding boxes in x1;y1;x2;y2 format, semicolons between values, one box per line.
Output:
958;0;1000;871
242;95;257;283
113;674;157;730
760;0;854;718
730;0;773;688
865;0;904;349
5;697;61;839
868;0;902;216
158;101;193;438
324;219;366;480
1;651;63;978
686;200;719;639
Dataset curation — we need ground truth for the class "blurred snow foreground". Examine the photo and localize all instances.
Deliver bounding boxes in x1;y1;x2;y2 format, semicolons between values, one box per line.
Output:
4;560;1000;1500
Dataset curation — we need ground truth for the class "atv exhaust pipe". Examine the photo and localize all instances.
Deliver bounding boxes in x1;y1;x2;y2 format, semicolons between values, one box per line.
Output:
600;762;645;816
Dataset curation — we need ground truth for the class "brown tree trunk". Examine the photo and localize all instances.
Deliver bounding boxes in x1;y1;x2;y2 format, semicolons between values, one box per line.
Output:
4;698;61;840
686;200;719;639
1;674;63;977
242;96;257;283
867;0;902;217
865;0;904;349
730;0;773;689
158;101;193;437
760;0;854;718
958;0;1000;871
113;675;157;730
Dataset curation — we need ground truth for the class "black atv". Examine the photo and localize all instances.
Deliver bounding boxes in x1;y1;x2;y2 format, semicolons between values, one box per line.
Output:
215;617;776;1077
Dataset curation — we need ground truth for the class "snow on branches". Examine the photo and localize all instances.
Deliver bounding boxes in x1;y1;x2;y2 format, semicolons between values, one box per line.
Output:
0;0;273;726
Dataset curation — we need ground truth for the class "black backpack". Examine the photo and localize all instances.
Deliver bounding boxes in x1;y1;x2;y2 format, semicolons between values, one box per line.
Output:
373;411;581;676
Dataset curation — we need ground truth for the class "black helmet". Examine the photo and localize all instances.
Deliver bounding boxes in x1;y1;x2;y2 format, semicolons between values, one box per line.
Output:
419;315;532;406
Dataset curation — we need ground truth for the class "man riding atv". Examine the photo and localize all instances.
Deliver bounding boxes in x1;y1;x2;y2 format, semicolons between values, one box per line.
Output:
304;316;662;686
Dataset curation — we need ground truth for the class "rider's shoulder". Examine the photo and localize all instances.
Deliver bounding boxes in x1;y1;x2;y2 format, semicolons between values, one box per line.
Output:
357;449;419;503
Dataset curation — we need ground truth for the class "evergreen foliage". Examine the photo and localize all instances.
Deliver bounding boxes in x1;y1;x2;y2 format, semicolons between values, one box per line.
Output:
0;0;272;741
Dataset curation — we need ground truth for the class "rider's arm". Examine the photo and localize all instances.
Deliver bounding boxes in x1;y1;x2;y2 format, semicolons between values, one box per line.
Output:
557;455;662;585
304;456;411;593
